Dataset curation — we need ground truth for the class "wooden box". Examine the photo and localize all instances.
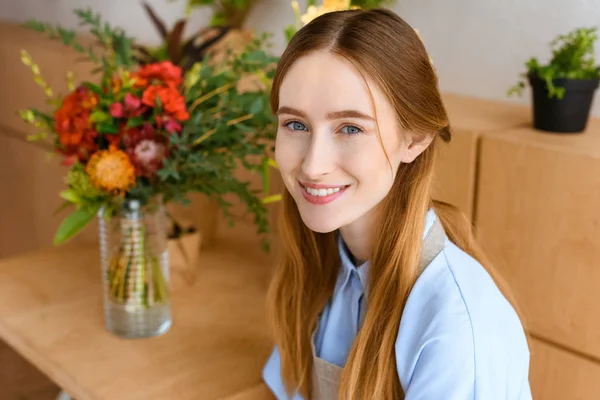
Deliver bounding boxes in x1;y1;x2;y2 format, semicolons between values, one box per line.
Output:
476;122;600;368
433;94;529;219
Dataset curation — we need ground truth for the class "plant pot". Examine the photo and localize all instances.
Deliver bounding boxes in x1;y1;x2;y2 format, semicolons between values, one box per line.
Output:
166;194;220;249
168;230;202;276
529;75;599;133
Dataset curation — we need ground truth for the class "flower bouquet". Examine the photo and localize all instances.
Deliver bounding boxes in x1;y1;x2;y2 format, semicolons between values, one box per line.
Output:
20;8;279;338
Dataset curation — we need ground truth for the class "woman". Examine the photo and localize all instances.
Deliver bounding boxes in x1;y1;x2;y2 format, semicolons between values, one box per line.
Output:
263;8;531;400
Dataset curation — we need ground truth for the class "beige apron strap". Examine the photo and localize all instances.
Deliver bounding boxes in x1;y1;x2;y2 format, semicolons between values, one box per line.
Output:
417;217;446;275
311;357;342;400
310;217;447;400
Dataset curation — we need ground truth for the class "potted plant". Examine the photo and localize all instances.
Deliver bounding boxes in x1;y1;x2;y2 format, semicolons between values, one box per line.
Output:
509;27;600;134
19;8;278;339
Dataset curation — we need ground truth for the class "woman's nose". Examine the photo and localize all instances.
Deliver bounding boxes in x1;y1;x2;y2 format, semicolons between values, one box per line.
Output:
301;134;336;179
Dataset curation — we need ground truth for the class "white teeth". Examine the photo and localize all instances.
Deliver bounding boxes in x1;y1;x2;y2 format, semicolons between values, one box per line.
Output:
304;186;342;197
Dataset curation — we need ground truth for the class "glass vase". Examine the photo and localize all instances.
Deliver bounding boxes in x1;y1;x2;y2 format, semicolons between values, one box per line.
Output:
97;197;172;339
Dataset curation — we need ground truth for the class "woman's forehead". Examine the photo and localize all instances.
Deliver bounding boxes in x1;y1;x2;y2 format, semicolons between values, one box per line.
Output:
278;51;383;118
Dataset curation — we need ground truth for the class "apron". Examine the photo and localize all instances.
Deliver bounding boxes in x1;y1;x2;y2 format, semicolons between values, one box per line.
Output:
310;218;447;399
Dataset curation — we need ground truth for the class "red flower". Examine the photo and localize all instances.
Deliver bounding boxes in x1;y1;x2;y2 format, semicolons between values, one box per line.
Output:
133;61;183;88
54;86;99;162
142;84;189;122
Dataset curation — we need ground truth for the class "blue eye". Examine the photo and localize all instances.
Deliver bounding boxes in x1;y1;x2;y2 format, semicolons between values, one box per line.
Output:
285;121;308;131
341;125;363;135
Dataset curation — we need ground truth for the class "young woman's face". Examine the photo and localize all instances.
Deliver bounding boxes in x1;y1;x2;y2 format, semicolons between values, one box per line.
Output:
275;50;421;233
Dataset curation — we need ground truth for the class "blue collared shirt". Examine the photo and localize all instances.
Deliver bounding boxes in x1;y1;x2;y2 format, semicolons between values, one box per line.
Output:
263;210;532;399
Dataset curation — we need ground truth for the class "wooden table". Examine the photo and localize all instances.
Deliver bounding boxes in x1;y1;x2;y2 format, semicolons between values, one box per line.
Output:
0;223;276;400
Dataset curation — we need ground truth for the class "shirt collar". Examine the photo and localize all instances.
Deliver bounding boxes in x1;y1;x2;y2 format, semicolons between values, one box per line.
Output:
337;208;438;293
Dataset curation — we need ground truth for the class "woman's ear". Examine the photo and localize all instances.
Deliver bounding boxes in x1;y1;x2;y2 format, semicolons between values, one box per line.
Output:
399;132;434;163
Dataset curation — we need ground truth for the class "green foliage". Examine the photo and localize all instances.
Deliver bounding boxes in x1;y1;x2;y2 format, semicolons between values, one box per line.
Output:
509;27;600;99
65;163;104;199
170;0;261;28
54;207;99;245
352;0;396;8
155;34;278;249
25;8;135;71
55;163;120;245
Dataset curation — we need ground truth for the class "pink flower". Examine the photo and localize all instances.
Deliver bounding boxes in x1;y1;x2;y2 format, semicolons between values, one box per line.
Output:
61;154;78;167
109;102;124;118
156;115;183;134
164;118;182;134
133;139;166;175
124;93;142;111
123;123;169;178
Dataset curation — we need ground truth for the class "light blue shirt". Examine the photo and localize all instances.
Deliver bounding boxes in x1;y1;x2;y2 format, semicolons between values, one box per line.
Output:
263;210;532;399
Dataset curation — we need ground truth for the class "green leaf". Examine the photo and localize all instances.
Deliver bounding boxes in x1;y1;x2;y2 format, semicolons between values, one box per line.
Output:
81;81;104;96
59;189;81;204
54;207;98;245
126;117;145;128
155;95;163;113
284;25;297;43
250;96;264;115
53;200;74;216
90;110;110;123
97;123;119;134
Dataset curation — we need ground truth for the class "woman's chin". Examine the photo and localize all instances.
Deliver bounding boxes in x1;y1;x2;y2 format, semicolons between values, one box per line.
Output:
299;214;340;234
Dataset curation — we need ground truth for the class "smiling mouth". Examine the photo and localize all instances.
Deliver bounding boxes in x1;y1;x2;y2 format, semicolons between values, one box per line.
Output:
298;182;350;204
301;185;348;197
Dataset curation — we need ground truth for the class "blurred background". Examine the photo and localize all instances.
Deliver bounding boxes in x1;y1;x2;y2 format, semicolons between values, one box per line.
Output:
2;0;600;115
0;1;599;399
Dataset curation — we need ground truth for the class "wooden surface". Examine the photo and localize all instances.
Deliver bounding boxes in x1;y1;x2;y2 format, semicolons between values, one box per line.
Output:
432;129;479;219
430;93;530;220
0;340;59;400
442;92;530;133
0;22;96;137
0;131;99;259
0;21;98;259
476;123;600;359
0;224;276;400
530;337;600;400
221;383;273;400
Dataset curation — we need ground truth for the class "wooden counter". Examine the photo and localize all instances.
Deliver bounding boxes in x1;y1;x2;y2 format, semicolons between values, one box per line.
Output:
0;223;276;400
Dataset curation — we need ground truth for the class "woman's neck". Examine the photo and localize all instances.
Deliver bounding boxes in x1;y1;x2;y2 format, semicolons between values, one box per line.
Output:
339;208;377;265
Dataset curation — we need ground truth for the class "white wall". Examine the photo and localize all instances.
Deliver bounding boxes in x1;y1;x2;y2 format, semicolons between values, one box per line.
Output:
3;0;600;116
0;0;213;45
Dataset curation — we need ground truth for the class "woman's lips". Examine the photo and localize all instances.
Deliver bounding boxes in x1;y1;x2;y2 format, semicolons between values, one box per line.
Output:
299;181;349;205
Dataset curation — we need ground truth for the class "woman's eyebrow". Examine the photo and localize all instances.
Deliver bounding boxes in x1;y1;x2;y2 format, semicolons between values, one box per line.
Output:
276;106;307;118
326;110;374;121
277;106;374;121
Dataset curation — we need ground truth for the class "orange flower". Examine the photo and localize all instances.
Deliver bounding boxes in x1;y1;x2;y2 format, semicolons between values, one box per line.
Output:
133;61;183;88
142;84;189;121
54;86;98;162
111;76;123;95
86;148;135;195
